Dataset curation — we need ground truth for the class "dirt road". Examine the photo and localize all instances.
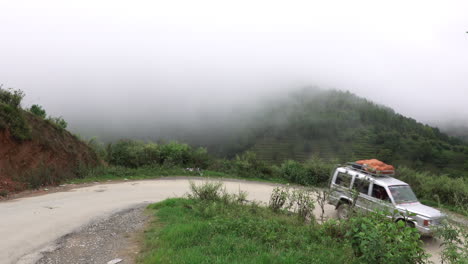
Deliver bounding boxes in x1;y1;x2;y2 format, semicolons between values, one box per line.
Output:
0;177;443;264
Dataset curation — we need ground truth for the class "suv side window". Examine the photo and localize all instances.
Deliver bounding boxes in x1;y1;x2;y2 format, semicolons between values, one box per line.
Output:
335;172;352;188
371;184;390;202
353;177;370;195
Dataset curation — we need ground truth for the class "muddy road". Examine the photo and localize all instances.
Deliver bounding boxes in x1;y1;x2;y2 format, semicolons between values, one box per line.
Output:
0;178;443;264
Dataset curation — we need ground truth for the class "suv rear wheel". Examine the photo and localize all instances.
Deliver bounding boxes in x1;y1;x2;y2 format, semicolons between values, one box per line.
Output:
337;202;351;219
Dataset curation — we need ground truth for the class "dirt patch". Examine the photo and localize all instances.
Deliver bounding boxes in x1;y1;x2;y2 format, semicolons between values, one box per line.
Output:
36;205;150;264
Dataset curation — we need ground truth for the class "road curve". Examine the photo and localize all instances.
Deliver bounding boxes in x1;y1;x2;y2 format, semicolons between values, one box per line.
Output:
0;177;442;264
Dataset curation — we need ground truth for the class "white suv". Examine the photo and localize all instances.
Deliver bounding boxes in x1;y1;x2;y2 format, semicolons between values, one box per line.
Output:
328;163;445;235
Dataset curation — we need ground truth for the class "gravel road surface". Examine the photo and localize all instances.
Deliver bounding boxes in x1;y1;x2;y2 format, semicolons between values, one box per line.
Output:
0;177;444;264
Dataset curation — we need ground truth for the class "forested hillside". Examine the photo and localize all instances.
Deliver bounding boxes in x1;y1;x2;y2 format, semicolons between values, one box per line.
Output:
206;89;468;177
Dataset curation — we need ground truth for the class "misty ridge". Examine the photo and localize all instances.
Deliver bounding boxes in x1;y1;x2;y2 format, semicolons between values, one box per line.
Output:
63;86;464;145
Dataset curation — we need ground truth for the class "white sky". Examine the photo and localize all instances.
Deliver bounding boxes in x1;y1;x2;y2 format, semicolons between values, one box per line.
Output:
1;0;467;137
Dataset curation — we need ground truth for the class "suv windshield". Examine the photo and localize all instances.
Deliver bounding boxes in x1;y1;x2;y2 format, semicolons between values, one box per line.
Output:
388;185;418;204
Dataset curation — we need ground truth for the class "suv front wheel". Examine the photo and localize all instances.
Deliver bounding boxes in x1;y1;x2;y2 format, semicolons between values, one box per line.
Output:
337;202;351;220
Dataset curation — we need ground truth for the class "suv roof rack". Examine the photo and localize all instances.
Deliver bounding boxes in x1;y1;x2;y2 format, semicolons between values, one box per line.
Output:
345;162;395;177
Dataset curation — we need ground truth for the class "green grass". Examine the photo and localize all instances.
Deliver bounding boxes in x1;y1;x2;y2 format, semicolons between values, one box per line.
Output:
69;165;288;185
138;198;355;264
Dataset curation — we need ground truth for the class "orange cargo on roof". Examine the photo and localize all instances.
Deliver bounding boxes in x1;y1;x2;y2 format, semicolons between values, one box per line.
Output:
356;159;394;174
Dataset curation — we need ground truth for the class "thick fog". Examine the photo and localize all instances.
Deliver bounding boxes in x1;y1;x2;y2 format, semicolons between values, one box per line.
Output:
1;0;468;140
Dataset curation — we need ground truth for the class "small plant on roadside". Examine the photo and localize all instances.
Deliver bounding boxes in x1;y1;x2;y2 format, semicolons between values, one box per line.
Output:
188;181;248;205
314;187;331;223
188;180;224;201
269;185;290;212
288;187;316;222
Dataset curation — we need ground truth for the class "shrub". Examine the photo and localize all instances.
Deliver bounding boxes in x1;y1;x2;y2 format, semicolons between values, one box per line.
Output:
232;151;272;178
279;160;307;184
106;140;210;169
269;186;289;212
188;180;224;201
29;104;46;119
303;157;334;186
278;157;333;186
107;140;145;168
397;166;468;208
0;87;24;108
344;211;429;264
188;181;247;204
190;147;211;169
268;186;316;222
48;116;68;129
0;103;31;141
288;187;316;222
434;220;468;264
159;141;191;166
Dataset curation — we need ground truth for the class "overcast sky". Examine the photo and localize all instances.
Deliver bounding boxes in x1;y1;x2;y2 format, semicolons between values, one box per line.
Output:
1;0;467;138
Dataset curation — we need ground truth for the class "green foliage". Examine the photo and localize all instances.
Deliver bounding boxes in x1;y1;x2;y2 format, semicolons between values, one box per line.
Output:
188;181;224;201
106;140;210;168
0;88;31;141
0;87;24;108
47;116;68;129
269;186;289;212
188;180;248;204
0;103;31;141
288;187;316;222
29;104;46;119
434;221;468;264
279;157;333;186
268;185;316;222
397;166;468;211
229;151;272;178
280;160;308;183
343;211;429;264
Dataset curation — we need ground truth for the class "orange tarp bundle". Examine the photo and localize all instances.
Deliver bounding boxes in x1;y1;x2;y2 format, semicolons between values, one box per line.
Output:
356;159;394;174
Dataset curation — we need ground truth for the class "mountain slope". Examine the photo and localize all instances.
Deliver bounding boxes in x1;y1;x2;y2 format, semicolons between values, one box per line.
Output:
210;89;467;177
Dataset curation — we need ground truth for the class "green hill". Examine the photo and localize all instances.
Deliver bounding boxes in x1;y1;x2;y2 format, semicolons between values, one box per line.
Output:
209;89;468;177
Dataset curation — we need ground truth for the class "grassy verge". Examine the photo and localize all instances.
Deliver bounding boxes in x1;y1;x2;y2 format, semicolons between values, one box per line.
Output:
69;165;288;185
138;198;355;264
